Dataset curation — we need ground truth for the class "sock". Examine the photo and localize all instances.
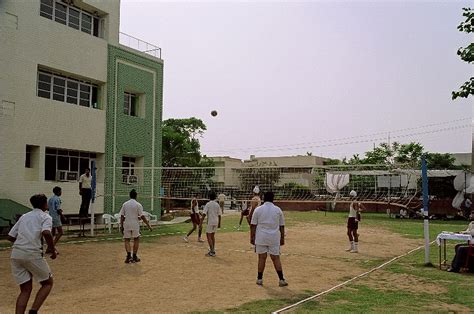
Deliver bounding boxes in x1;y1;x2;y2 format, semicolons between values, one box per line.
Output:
29;310;38;314
257;272;263;280
133;253;138;258
127;252;131;258
277;270;284;280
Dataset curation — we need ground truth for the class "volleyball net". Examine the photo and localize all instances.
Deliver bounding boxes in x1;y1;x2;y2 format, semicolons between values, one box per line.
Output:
102;164;467;209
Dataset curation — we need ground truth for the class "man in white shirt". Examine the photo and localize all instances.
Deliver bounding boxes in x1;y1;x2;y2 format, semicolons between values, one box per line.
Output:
119;189;152;263
8;194;57;314
200;191;222;257
78;168;92;217
217;193;226;214
448;212;474;272
250;191;288;287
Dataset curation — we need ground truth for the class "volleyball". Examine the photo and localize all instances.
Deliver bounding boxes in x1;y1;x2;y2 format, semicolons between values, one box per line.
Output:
211;110;218;117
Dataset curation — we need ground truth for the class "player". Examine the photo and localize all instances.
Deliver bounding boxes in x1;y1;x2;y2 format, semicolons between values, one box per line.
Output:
200;191;222;257
346;190;365;253
183;198;204;242
250;191;288;287
247;186;262;225
237;200;249;231
217;192;226;214
47;186;63;252
119;189;152;263
8;194;57;314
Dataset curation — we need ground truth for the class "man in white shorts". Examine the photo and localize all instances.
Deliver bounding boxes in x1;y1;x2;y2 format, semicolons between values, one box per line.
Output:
250;191;288;287
8;194;57;314
200;191;222;257
119;189;152;263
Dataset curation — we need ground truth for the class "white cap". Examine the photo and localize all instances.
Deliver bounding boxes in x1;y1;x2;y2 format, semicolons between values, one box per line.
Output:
253;186;260;194
349;190;357;197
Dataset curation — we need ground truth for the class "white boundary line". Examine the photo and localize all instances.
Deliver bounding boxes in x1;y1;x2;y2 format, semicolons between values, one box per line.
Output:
271;241;434;314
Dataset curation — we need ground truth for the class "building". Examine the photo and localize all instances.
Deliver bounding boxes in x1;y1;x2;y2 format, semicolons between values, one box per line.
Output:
208;155;329;189
0;0;163;224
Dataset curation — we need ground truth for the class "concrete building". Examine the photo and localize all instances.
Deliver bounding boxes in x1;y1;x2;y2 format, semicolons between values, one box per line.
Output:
0;0;163;224
209;155;329;189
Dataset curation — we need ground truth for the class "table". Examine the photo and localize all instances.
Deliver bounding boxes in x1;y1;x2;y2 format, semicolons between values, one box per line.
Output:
436;232;473;269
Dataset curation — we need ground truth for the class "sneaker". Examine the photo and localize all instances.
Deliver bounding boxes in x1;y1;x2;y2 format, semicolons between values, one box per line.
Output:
350;249;358;253
279;279;288;287
205;251;216;257
132;256;141;263
197;237;205;242
237;226;241;231
124;256;132;264
256;279;263;285
183;236;189;243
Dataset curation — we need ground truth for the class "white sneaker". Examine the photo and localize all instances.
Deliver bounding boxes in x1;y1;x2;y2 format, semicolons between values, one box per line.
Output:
237;226;241;231
183;236;188;243
197;237;205;242
256;279;263;285
279;279;288;287
350;249;358;253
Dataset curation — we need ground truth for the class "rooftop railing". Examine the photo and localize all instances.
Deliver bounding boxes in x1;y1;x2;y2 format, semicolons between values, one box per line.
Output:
119;32;162;59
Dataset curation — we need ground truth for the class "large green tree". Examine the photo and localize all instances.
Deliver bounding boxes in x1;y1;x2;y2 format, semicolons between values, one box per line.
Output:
343;142;459;169
452;7;474;100
162;118;213;167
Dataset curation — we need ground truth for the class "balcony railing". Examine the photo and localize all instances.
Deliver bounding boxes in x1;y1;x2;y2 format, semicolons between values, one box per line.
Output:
119;32;162;59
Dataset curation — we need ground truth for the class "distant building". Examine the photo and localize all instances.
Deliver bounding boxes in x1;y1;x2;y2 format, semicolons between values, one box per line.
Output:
451;153;471;167
209;155;329;188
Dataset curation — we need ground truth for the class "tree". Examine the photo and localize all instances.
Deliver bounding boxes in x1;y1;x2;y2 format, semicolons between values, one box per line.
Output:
424;153;456;169
452;7;474;100
344;142;459;169
162;118;212;167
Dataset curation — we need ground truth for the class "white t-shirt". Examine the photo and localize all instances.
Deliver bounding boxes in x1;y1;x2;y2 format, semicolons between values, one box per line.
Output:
464;221;474;236
203;200;222;226
251;202;285;246
119;199;144;230
9;209;52;259
190;202;199;215
349;202;359;218
79;174;92;189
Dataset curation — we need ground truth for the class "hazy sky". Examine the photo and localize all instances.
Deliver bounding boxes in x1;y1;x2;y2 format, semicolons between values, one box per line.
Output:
120;0;473;160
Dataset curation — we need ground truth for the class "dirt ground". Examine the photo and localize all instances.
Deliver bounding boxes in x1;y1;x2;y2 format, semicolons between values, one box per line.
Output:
0;223;421;313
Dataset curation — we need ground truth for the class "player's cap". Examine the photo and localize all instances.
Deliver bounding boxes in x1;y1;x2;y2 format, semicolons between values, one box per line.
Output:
349;190;357;197
253;186;260;194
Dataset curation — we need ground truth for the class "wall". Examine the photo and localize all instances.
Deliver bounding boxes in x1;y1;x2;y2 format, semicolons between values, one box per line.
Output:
105;45;163;215
0;0;118;213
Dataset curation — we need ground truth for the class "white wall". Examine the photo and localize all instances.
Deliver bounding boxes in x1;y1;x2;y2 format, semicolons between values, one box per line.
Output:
0;0;119;214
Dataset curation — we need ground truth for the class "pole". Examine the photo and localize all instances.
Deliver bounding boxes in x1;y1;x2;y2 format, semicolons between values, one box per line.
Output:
421;156;430;264
90;160;96;236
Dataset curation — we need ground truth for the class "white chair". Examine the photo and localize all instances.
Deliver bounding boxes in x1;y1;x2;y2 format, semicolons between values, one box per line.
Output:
143;211;158;225
102;214;116;233
114;213;121;230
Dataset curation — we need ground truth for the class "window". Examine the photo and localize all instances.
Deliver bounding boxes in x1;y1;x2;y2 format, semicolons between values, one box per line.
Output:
45;148;96;181
122;157;136;183
25;145;33;168
39;0;102;38
37;70;99;109
124;92;138;116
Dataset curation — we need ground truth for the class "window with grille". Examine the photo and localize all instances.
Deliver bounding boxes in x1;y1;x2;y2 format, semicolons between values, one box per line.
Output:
39;0;102;38
37;70;99;109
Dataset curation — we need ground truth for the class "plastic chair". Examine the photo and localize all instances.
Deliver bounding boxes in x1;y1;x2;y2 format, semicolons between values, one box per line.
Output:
143;211;158;225
102;214;115;233
114;213;121;230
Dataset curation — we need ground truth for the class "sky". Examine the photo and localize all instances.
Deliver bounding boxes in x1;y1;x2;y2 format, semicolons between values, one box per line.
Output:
120;0;473;161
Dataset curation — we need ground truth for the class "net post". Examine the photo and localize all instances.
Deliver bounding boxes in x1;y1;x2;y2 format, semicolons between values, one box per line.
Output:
421;155;430;264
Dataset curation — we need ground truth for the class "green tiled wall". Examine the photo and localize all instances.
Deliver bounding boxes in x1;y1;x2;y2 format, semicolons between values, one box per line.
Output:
105;45;163;215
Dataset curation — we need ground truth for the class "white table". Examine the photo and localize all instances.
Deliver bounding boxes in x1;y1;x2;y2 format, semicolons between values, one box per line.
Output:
436;232;472;269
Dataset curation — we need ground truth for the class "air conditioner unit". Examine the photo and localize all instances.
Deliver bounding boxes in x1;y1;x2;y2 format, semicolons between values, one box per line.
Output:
126;175;138;185
66;171;78;181
56;170;68;182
